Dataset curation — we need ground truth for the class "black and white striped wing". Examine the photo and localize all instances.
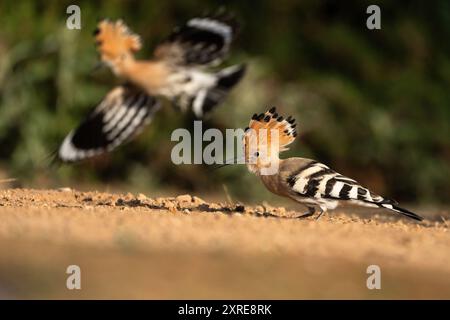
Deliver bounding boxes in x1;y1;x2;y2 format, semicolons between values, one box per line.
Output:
287;161;389;205
286;161;423;221
58;85;161;163
155;13;238;66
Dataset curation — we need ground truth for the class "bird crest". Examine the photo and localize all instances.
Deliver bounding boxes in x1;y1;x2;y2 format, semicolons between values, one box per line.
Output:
94;19;142;61
244;107;297;155
242;107;297;174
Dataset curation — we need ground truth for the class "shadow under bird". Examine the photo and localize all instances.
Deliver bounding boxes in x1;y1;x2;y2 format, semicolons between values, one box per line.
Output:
241;107;424;221
58;13;246;162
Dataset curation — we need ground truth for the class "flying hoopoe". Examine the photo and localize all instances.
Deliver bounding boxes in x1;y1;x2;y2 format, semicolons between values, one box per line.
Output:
58;13;246;162
242;107;424;221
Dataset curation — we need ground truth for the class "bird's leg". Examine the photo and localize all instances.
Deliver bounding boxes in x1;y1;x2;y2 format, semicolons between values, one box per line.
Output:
295;206;316;219
315;208;326;220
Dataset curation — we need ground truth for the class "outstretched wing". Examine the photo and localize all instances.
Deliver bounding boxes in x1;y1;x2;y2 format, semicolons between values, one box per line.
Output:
58;85;160;162
154;12;238;66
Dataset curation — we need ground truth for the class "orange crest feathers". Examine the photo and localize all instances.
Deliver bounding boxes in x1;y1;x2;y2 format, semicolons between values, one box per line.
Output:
245;107;297;152
94;19;142;58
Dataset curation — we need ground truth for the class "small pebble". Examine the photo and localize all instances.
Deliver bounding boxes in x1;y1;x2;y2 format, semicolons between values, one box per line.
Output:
192;196;205;205
176;194;192;203
137;193;147;201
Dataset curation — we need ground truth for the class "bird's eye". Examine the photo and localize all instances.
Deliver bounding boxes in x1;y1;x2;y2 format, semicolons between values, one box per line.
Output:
255;152;259;157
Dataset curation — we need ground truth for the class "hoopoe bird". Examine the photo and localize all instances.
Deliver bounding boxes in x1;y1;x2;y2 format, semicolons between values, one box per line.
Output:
242;107;424;221
58;13;246;162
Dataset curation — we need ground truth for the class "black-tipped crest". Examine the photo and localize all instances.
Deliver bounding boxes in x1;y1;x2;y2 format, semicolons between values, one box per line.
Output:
246;107;298;153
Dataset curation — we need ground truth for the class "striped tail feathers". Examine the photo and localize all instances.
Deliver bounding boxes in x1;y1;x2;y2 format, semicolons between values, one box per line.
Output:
353;186;423;221
333;181;424;221
378;201;424;221
246;107;297;152
338;184;424;221
94;19;142;59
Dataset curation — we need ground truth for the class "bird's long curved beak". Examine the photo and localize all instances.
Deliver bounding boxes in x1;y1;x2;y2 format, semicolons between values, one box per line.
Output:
90;61;106;75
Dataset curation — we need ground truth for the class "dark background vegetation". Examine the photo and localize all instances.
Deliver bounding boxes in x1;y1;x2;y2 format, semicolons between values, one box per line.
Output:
0;0;449;204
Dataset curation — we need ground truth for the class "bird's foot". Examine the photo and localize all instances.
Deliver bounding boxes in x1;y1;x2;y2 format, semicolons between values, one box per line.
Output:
295;212;315;219
294;207;316;219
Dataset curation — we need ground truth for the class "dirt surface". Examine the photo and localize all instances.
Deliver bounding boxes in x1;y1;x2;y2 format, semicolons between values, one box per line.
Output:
0;188;449;299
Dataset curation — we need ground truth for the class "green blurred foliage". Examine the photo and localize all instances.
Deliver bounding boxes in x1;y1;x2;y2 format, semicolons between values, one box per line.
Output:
0;0;449;203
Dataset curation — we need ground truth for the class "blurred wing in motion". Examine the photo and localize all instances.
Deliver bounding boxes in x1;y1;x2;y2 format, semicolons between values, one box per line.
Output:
58;85;161;163
154;12;239;66
175;64;247;118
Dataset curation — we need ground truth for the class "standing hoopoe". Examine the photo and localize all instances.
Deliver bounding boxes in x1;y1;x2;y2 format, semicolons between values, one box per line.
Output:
242;107;424;221
58;13;246;162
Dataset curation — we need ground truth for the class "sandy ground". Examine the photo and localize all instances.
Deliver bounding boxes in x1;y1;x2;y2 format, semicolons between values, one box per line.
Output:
0;188;449;299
